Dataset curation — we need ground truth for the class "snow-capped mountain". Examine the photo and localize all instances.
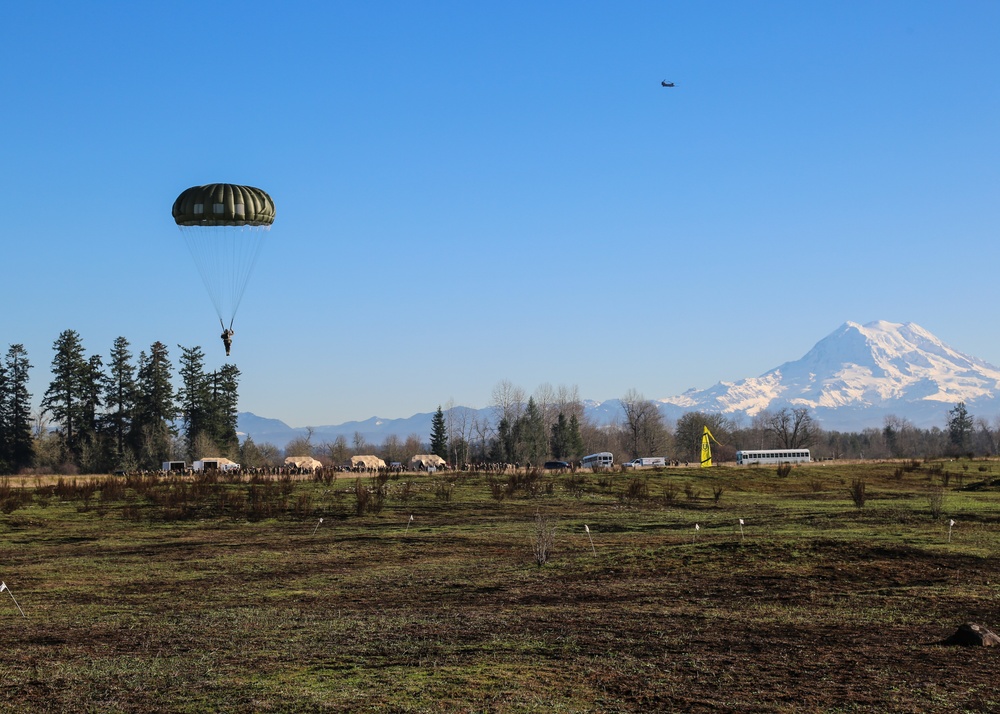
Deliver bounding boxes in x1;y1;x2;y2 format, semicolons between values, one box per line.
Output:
237;320;1000;447
656;320;1000;430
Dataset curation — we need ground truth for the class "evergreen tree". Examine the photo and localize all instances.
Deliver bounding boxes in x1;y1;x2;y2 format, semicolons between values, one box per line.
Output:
240;435;277;469
947;401;974;454
550;412;570;460
132;341;177;468
0;355;10;472
567;414;584;461
41;329;90;463
102;337;137;469
430;406;448;460
490;416;520;463
79;354;106;470
177;345;212;460
4;345;33;473
209;363;241;457
519;397;548;465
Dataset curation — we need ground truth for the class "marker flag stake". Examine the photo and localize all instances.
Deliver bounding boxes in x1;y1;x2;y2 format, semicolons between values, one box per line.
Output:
585;524;596;555
406;514;413;535
738;518;745;542
311;517;324;536
694;523;700;543
0;582;25;618
948;519;955;543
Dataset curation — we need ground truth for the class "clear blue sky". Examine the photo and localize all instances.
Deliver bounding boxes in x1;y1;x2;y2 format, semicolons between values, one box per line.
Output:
2;1;998;427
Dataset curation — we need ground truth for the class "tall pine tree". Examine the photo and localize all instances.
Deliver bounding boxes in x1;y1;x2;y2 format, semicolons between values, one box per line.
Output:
4;345;33;473
102;337;137;469
430;406;448;460
41;329;90;464
209;363;241;457
132;341;177;468
519;397;548;465
177;345;212;460
0;353;10;473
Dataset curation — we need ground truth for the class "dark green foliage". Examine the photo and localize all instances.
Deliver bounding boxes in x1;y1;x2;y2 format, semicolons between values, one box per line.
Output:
430;406;448;460
41;329;91;462
567;414;584;461
519;398;547;465
491;417;517;463
208;363;241;456
550;410;583;461
131;342;177;468
101;337;136;470
550;412;570;460
947;402;974;455
0;344;34;473
177;345;212;460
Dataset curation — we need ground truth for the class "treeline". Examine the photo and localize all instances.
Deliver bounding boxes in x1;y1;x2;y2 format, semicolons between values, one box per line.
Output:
0;330;240;475
330;388;995;468
4;351;998;475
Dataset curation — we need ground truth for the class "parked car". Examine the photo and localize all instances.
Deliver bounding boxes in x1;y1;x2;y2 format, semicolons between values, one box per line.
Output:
543;460;571;470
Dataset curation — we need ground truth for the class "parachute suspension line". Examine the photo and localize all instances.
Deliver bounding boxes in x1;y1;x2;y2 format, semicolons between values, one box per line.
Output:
180;223;269;328
173;184;274;342
181;225;225;325
226;223;269;322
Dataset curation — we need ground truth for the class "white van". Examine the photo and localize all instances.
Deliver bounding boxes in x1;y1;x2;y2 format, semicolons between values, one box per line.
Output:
623;457;667;468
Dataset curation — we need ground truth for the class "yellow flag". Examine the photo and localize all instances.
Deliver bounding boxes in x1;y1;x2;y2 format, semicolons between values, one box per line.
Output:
700;426;717;468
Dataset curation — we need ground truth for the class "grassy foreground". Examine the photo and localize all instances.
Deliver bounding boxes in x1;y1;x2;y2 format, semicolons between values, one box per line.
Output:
1;461;1000;712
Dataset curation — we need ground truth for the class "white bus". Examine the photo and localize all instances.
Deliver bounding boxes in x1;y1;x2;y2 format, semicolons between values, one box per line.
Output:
581;452;614;470
736;449;811;465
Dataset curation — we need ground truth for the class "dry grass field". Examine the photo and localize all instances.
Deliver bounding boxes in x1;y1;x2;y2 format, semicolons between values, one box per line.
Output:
1;460;999;712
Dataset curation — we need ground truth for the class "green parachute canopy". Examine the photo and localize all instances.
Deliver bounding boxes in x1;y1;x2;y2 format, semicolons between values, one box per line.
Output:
172;183;275;330
172;183;275;227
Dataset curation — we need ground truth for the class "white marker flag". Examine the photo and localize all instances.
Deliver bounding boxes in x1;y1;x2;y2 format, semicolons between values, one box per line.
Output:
1;581;25;617
585;524;590;533
950;519;956;527
739;519;744;526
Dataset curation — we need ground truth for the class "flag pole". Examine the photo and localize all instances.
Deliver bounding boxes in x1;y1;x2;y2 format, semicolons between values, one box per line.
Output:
0;582;26;618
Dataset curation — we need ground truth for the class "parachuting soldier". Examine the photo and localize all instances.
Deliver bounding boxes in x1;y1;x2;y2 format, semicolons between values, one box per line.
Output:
221;328;234;356
172;183;275;359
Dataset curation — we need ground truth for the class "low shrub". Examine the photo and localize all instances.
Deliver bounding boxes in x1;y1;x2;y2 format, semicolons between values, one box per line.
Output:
849;478;867;510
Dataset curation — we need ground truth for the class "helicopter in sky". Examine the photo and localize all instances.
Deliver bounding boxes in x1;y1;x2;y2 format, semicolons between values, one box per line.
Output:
661;80;676;87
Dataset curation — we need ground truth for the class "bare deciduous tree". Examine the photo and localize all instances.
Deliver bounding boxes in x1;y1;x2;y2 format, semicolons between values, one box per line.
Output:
491;379;525;426
619;389;668;459
760;407;817;448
